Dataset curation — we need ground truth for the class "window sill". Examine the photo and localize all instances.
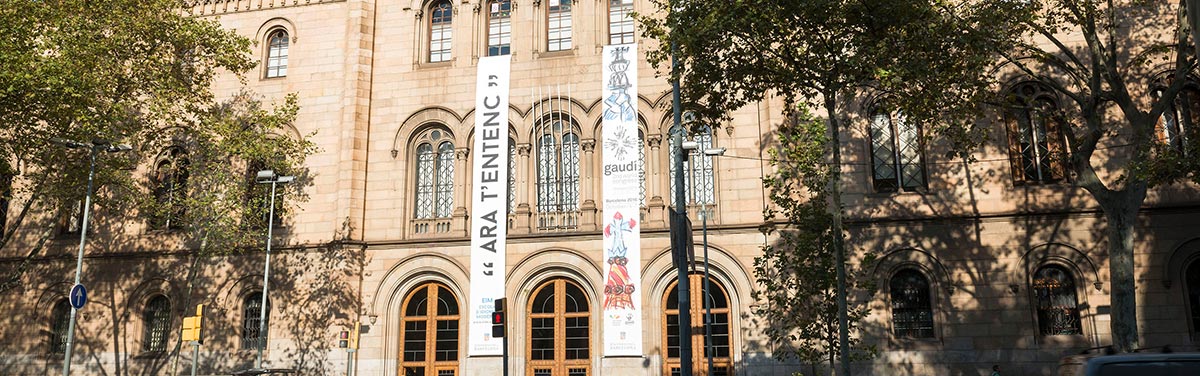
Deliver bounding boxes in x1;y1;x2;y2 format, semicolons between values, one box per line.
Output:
537;49;575;59
260;75;288;81
416;60;453;70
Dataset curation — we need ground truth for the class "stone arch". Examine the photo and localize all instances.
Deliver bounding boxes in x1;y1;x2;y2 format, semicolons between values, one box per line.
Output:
1021;242;1102;292
370;251;469;376
872;247;955;294
643;242;751;366
255;17;298;44
1161;237;1200;289
508;247;604;376
392;106;465;158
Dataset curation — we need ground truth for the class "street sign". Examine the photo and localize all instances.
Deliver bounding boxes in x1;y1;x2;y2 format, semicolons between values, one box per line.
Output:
69;284;87;309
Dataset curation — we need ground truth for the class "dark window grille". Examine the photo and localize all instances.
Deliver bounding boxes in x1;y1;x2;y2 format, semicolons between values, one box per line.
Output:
414;129;455;219
242;292;270;349
535;112;580;230
1033;265;1083;335
669;125;715;206
1186;260;1200;340
1153;85;1198;156
150;147;188;229
142;295;171;352
889;269;935;338
0;161;11;236
49;299;71;354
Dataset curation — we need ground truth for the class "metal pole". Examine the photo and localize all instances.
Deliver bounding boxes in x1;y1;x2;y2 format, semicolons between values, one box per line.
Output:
190;341;199;376
702;205;713;375
671;34;693;376
256;180;278;369
61;147;98;376
346;348;354;376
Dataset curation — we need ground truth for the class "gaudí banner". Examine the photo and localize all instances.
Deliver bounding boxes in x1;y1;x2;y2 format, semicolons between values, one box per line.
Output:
469;55;511;356
600;43;643;356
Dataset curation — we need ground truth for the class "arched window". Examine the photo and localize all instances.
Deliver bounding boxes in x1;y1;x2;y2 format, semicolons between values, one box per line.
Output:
400;282;459;376
663;274;732;376
141;295;171;352
528;278;590;376
669;125;715;206
151;147;189;229
265;29;289;78
889;269;934;338
1033;265;1082;335
429;0;454;63
1005;82;1066;184
242;292;270;350
535;115;580;230
487;0;512;56
546;0;572;52
1185;259;1200;340
49;299;71;354
414;128;455;219
870;111;925;192
608;0;634;45
1153;82;1199;156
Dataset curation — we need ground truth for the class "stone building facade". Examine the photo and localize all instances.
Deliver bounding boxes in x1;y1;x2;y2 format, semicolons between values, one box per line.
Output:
1;1;1199;376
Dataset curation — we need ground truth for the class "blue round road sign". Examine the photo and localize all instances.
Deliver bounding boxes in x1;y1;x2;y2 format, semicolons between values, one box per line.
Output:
70;284;87;309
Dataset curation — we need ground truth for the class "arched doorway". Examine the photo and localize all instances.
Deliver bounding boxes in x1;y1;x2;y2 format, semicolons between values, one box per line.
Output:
663;274;732;376
527;277;592;376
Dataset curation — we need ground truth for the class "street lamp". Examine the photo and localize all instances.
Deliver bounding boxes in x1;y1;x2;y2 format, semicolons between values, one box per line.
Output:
254;169;294;369
55;138;131;376
698;146;724;375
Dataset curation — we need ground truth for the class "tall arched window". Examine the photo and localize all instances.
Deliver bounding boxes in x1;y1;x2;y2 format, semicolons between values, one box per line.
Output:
242;292;270;350
663;274;732;376
429;0;453;63
414;128;455;219
669;125;715;206
400;282;460;376
508;138;517;214
608;0;634;45
142;295;171;352
1033;265;1082;335
889;269;934;338
487;0;512;56
528;278;590;376
49;299;71;354
1185;260;1200;340
1005;82;1066;184
535;115;580;230
151;147;189;229
265;29;288;78
0;160;12;236
546;0;572;52
870;111;925;192
1153;82;1199;156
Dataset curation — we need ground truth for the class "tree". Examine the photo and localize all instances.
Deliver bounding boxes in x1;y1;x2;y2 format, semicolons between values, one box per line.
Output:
0;0;315;373
970;0;1200;352
755;107;875;375
640;0;1006;373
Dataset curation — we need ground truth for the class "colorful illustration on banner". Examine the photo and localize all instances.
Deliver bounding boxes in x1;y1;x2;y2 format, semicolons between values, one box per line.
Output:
603;211;637;310
603;46;635;122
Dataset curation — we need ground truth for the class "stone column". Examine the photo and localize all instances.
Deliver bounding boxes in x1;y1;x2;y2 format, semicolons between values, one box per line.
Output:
513;143;532;234
645;134;666;228
580;139;598;230
452;147;470;235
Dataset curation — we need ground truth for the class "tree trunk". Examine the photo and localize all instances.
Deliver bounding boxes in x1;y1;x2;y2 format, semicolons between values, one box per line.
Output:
823;93;851;376
1099;185;1146;352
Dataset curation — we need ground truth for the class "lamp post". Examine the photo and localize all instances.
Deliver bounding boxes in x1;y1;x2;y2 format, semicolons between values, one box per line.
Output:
254;169;293;369
698;146;724;375
55;138;131;376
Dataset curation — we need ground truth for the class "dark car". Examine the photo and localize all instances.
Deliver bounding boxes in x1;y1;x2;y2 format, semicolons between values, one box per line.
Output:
1058;352;1200;376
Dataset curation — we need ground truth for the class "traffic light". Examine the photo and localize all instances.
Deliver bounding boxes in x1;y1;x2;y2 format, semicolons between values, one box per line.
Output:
338;329;349;349
181;304;205;343
491;298;506;338
194;304;204;344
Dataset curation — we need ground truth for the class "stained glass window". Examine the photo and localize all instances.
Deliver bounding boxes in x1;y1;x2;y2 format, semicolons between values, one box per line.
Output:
142;295;170;352
265;30;288;78
430;0;453;63
870;111;924;192
1033;265;1082;335
889;269;934;338
487;0;512;56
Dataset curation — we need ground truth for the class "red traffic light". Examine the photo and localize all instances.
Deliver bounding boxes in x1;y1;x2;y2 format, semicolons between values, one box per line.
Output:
491;311;505;325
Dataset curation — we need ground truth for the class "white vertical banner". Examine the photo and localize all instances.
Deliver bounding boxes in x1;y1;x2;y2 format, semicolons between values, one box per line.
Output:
600;43;643;356
469;55;511;356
